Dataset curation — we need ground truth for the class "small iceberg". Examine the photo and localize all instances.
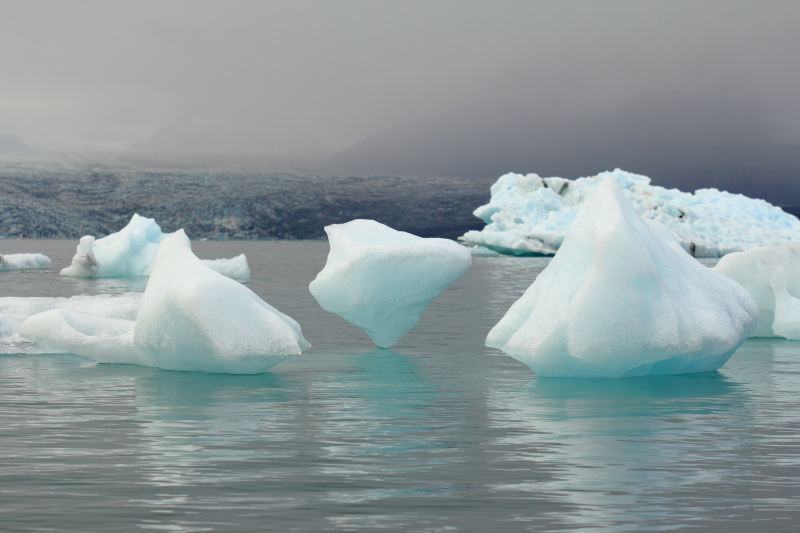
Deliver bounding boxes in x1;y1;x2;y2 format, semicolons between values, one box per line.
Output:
0;253;53;270
309;219;472;348
486;177;759;378
60;214;250;280
21;230;308;373
714;243;800;340
201;254;250;280
461;169;800;257
60;214;167;277
0;293;141;354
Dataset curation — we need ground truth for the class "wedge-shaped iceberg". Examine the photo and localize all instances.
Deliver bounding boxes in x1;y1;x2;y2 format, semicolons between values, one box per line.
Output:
487;177;759;378
60;214;250;280
714;243;800;340
461;169;800;257
0;253;52;270
21;230;309;373
309;219;472;348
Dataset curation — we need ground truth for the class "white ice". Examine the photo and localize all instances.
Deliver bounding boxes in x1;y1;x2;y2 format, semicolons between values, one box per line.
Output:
201;254;250;280
486;177;759;378
461;169;800;258
714;243;800;340
309;219;472;348
60;214;167;277
60;213;250;280
0;253;52;270
20;230;309;373
0;293;141;354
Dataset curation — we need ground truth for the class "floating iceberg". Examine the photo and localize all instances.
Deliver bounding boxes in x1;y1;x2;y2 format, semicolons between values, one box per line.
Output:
60;214;167;277
0;293;141;354
714;243;800;340
461;169;800;258
486;177;759;378
0;253;52;270
309;219;472;348
201;254;250;280
60;214;250;280
21;230;309;373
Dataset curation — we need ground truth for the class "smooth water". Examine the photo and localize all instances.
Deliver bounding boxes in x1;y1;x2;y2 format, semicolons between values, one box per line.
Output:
1;241;799;532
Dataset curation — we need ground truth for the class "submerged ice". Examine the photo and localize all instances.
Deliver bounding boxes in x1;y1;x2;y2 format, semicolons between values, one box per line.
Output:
21;230;309;373
309;219;472;348
461;169;800;258
0;253;52;270
714;243;800;340
486;177;759;378
60;214;250;280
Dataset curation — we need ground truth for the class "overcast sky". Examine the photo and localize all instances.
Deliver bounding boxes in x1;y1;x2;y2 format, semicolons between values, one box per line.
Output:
1;1;799;196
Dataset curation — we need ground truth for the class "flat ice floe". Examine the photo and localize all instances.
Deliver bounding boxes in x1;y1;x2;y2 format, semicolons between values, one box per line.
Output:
714;243;800;340
309;219;472;348
0;293;141;354
60;214;250;280
19;230;309;373
461;169;800;258
486;177;759;378
0;253;53;270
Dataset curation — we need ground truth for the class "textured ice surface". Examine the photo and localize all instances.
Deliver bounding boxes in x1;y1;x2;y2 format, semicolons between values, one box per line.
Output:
309;219;472;348
21;231;309;373
0;293;141;354
714;243;800;340
201;254;250;279
0;253;52;270
461;169;800;258
486;177;759;378
60;214;250;280
61;214;168;277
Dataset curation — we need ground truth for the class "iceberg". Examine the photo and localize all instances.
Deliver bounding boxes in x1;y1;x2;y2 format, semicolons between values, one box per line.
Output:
0;293;141;354
20;230;309;373
714;243;800;340
60;214;250;280
461;169;800;258
486;177;759;378
0;253;52;270
61;214;167;277
201;254;250;280
309;219;472;348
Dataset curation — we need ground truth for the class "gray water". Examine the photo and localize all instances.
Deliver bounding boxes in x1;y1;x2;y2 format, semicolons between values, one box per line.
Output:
1;240;799;532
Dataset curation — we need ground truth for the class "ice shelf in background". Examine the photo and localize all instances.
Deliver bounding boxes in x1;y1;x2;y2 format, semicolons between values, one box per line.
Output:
19;230;308;373
460;169;800;258
60;214;250;280
309;219;472;348
714;243;800;340
0;253;53;270
486;177;759;378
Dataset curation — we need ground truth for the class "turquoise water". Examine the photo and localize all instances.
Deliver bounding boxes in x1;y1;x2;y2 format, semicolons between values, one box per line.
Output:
1;241;799;532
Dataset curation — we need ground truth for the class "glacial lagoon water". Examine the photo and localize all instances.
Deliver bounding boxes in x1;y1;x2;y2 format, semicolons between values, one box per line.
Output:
1;240;800;532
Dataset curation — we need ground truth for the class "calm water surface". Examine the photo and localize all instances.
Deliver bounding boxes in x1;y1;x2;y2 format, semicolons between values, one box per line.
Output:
1;240;799;532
